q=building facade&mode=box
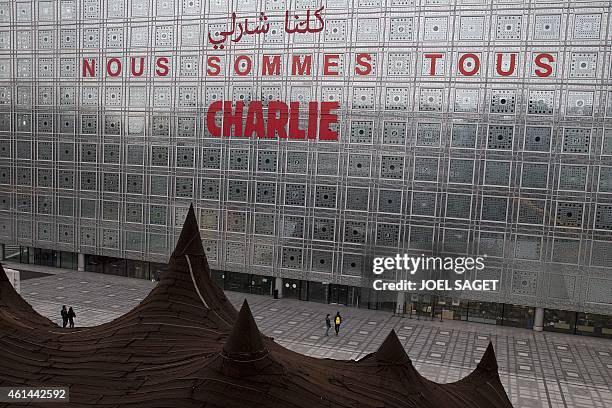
[0,1,611,326]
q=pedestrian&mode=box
[61,305,68,328]
[325,314,331,336]
[334,311,342,336]
[67,307,76,329]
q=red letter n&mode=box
[83,59,96,77]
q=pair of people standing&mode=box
[60,305,76,328]
[325,312,342,336]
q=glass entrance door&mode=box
[34,248,56,267]
[329,284,348,305]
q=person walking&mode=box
[325,314,331,336]
[334,311,342,336]
[67,307,76,329]
[61,305,68,328]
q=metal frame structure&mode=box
[0,0,611,314]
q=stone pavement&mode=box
[5,261,612,408]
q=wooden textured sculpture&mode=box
[0,205,514,407]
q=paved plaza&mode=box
[4,261,612,408]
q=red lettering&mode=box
[424,53,443,76]
[496,53,517,77]
[266,101,289,139]
[131,57,145,77]
[244,101,265,138]
[355,53,373,76]
[223,101,244,137]
[307,102,318,140]
[207,56,221,76]
[83,59,95,77]
[206,101,339,140]
[289,102,306,139]
[323,54,340,76]
[107,58,122,77]
[458,53,480,76]
[155,57,169,77]
[262,55,281,76]
[291,55,312,76]
[534,53,555,78]
[206,101,222,137]
[319,102,339,141]
[234,55,252,76]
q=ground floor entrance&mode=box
[2,245,611,339]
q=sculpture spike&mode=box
[171,204,206,258]
[223,300,267,360]
[0,262,8,282]
[476,342,498,373]
[374,329,411,365]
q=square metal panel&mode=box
[460,16,485,40]
[481,197,508,222]
[419,88,443,111]
[562,128,591,154]
[446,194,472,219]
[382,122,407,145]
[344,221,367,244]
[534,15,561,40]
[254,213,275,235]
[416,123,441,147]
[496,15,522,40]
[409,226,433,251]
[594,204,612,231]
[285,184,306,206]
[521,163,548,189]
[452,123,477,148]
[485,161,511,186]
[412,191,436,217]
[487,125,514,150]
[378,190,403,214]
[256,182,276,204]
[229,149,249,171]
[414,157,438,182]
[524,126,552,152]
[566,91,594,117]
[380,156,404,179]
[348,154,371,177]
[573,14,602,40]
[283,216,304,238]
[448,159,474,184]
[311,250,334,273]
[258,151,278,172]
[559,165,587,191]
[389,17,413,41]
[424,17,448,41]
[315,185,337,208]
[454,89,479,113]
[312,218,335,241]
[346,187,369,212]
[227,179,248,202]
[518,200,545,225]
[201,178,220,200]
[556,202,584,228]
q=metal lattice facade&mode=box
[0,0,611,314]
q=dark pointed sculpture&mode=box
[223,300,268,359]
[0,204,514,407]
[0,262,7,282]
[373,329,411,365]
[477,342,498,373]
[171,203,207,259]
